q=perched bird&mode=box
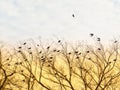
[21,70,23,72]
[86,51,90,53]
[23,42,26,45]
[18,46,22,49]
[97,38,101,41]
[25,59,28,61]
[68,52,71,55]
[72,14,75,17]
[39,51,42,54]
[47,46,50,49]
[7,64,10,66]
[98,48,101,50]
[113,59,117,61]
[22,80,25,82]
[6,58,9,61]
[50,57,53,59]
[53,49,56,52]
[29,52,32,54]
[28,47,31,49]
[75,51,78,54]
[57,50,60,52]
[114,40,118,43]
[88,58,91,60]
[19,62,22,65]
[15,62,19,65]
[18,50,21,53]
[76,56,79,59]
[58,40,61,43]
[78,52,81,55]
[37,44,39,46]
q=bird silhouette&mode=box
[47,46,50,49]
[72,14,75,17]
[114,40,118,43]
[97,38,101,41]
[58,40,61,43]
[90,33,94,37]
[23,42,26,45]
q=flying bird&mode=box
[90,33,94,37]
[72,14,75,17]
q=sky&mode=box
[0,0,120,43]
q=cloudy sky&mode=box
[0,0,120,43]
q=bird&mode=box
[23,42,26,45]
[29,52,32,54]
[37,44,39,46]
[75,51,78,54]
[58,40,61,43]
[113,59,117,61]
[97,38,101,41]
[72,14,75,17]
[18,50,21,53]
[98,48,101,50]
[28,47,31,49]
[47,46,50,49]
[90,33,94,37]
[86,51,90,53]
[18,46,22,49]
[114,40,118,43]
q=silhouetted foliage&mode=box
[0,36,120,90]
